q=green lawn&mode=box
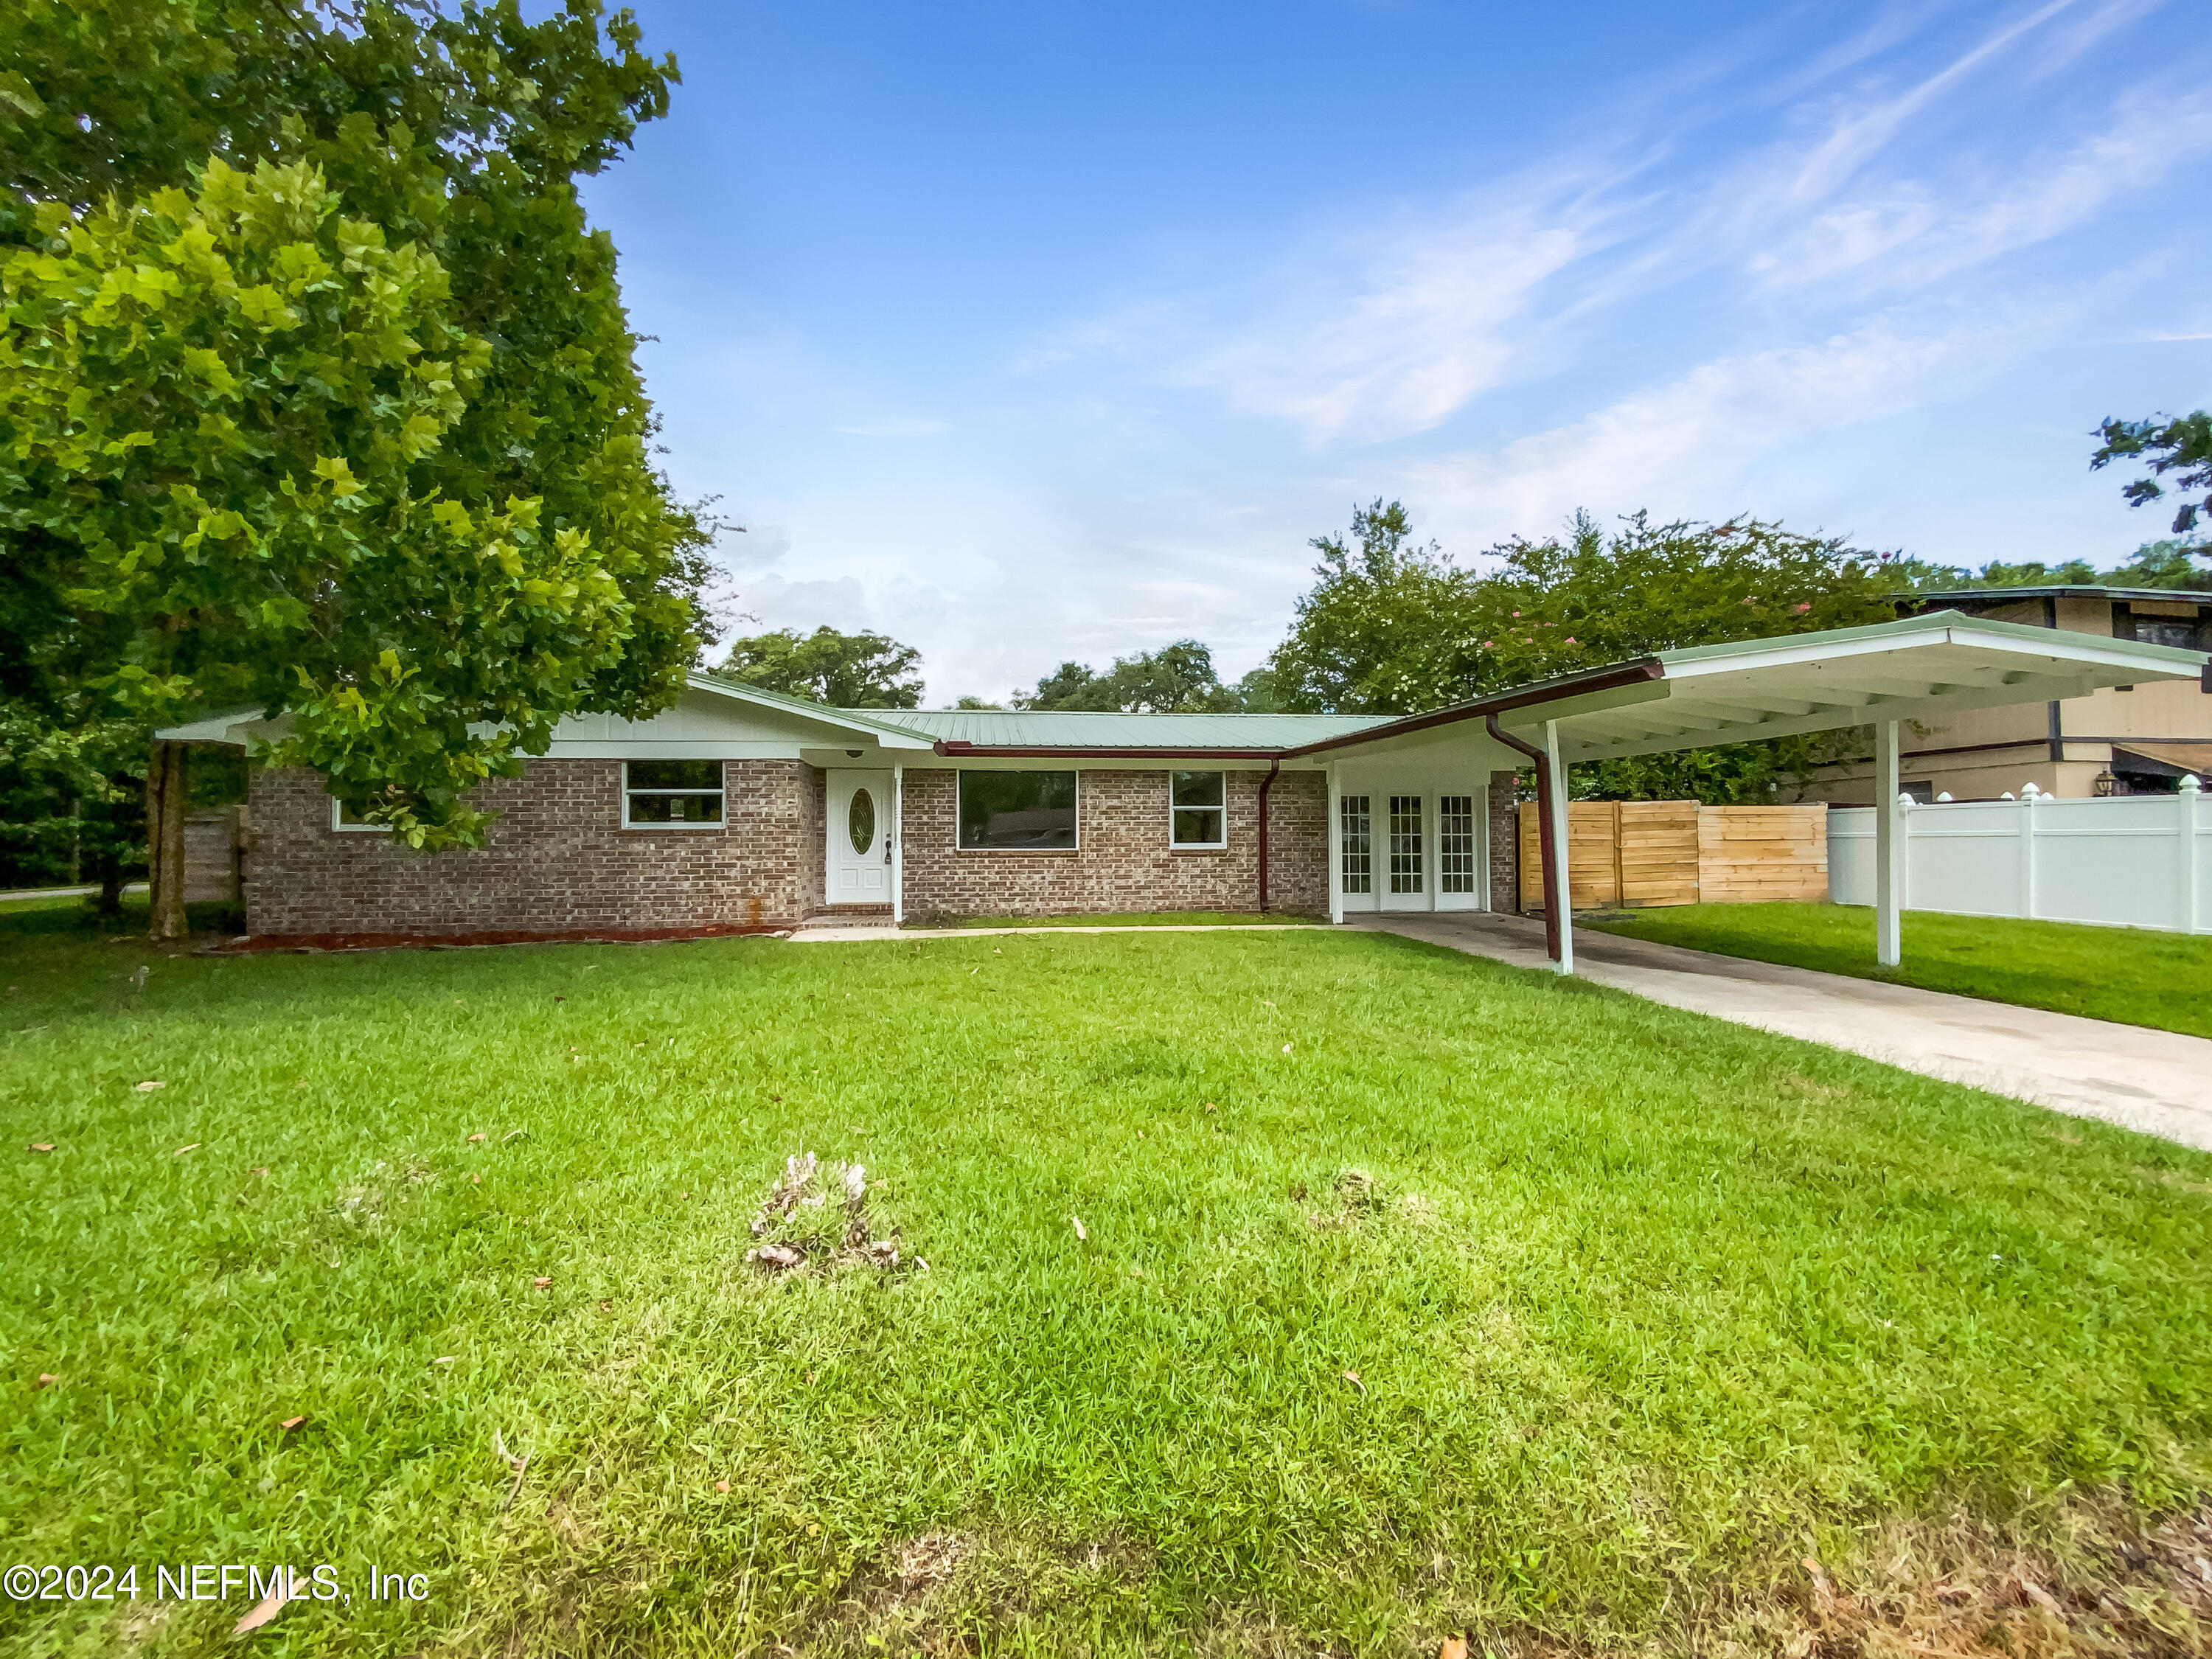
[1582,902,2212,1040]
[4,897,2211,1656]
[906,910,1321,931]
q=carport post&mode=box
[1874,720,1902,967]
[1543,720,1574,976]
[891,763,905,926]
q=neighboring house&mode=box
[1791,585,2212,802]
[158,611,2206,948]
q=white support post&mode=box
[1427,791,1439,914]
[2182,774,2203,935]
[1326,762,1343,925]
[890,762,905,926]
[1874,720,1902,967]
[1544,720,1573,975]
[1477,773,1493,914]
[2017,782,2040,921]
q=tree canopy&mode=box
[2093,411,2212,546]
[1884,539,2211,594]
[1268,503,1892,717]
[1265,501,1896,803]
[715,627,925,709]
[1014,639,1259,713]
[0,0,713,860]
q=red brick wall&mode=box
[245,760,824,936]
[897,768,1327,920]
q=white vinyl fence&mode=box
[1829,777,2211,934]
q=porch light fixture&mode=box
[846,749,862,758]
[2093,770,2117,796]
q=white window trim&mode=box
[1167,769,1228,850]
[621,760,726,831]
[330,798,381,833]
[955,768,1082,852]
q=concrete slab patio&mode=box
[1354,912,2212,1152]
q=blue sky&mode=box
[580,0,2212,704]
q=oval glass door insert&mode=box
[847,788,876,856]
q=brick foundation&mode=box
[245,760,824,936]
[899,768,1328,920]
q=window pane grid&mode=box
[1340,795,1371,894]
[624,761,723,828]
[1439,794,1475,894]
[1170,771,1226,846]
[1388,795,1423,893]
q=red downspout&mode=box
[1255,758,1282,912]
[1484,715,1561,964]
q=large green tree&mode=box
[716,627,925,709]
[0,0,714,918]
[1015,639,1248,713]
[1267,503,1895,803]
[1266,500,1484,716]
[2093,411,2212,547]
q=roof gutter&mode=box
[1273,658,1666,760]
[928,661,1666,763]
[931,741,1291,759]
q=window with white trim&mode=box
[1388,795,1424,893]
[1340,795,1372,893]
[330,798,380,832]
[1439,795,1476,894]
[1169,771,1225,847]
[623,760,724,827]
[958,770,1077,849]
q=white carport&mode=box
[1287,611,2210,974]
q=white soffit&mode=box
[1523,619,2204,764]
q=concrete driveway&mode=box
[1354,912,2212,1152]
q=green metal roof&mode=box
[852,708,1391,751]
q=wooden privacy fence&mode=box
[1517,801,1827,911]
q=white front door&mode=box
[826,770,893,905]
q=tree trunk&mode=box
[147,741,189,942]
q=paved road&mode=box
[1355,912,2212,1152]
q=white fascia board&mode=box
[898,754,1310,772]
[1558,672,2111,762]
[1660,624,2202,686]
[155,709,285,745]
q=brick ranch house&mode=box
[161,677,1520,936]
[159,611,2208,960]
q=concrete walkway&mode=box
[1354,913,2212,1152]
[788,920,1329,944]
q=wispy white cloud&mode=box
[1170,191,1607,445]
[1064,0,2198,455]
[1404,309,2066,542]
[1749,84,2212,291]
